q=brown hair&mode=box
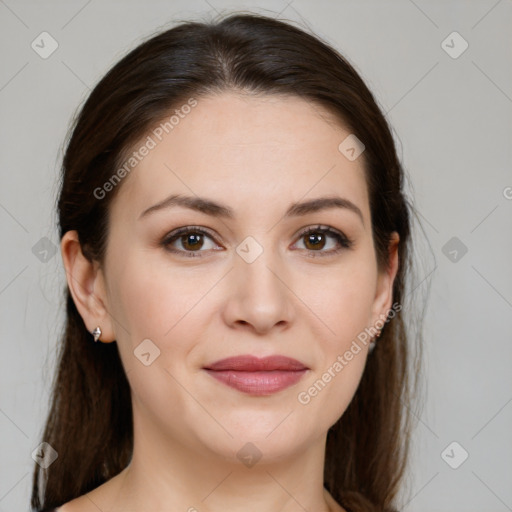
[32,12,424,512]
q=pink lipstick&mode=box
[203,355,308,396]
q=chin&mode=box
[193,413,319,465]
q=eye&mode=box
[292,225,354,257]
[161,224,354,259]
[161,226,221,258]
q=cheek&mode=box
[295,288,370,434]
[108,249,211,344]
[292,258,376,427]
[296,256,377,347]
[301,352,367,433]
[105,254,212,435]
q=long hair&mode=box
[32,12,424,512]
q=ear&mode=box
[370,231,400,326]
[60,230,116,343]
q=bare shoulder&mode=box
[53,495,93,512]
[55,469,127,512]
[54,493,110,512]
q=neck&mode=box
[92,402,340,512]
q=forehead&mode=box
[110,92,370,224]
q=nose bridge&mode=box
[238,243,283,296]
[223,235,294,332]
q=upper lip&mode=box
[203,355,308,371]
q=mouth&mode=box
[202,355,309,396]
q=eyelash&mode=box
[160,225,354,259]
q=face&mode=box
[90,92,397,464]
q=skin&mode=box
[60,91,399,512]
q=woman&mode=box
[32,12,422,512]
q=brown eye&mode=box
[303,231,327,250]
[294,225,354,257]
[180,232,204,251]
[161,227,220,258]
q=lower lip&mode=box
[204,369,308,396]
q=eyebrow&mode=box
[139,194,364,225]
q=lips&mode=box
[204,355,308,372]
[203,355,309,396]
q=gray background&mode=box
[1,1,511,511]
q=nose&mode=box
[221,248,295,335]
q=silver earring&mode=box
[368,329,381,354]
[92,326,102,343]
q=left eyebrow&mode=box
[139,194,364,226]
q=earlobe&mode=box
[60,230,116,343]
